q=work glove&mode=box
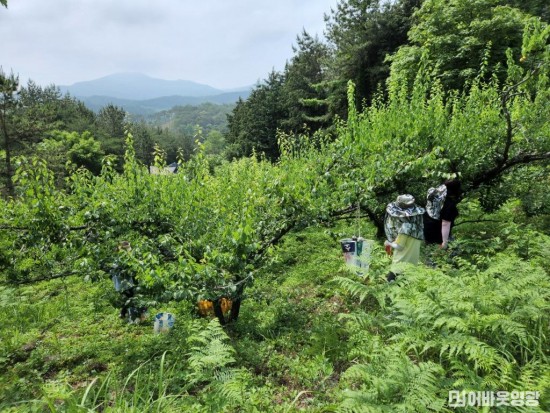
[384,240,403,251]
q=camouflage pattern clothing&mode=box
[426,184,447,220]
[384,196,426,277]
[384,201,425,242]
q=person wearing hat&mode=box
[111,241,147,322]
[384,194,425,281]
[423,179,461,247]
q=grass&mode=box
[3,216,548,411]
[0,222,369,411]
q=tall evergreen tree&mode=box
[131,121,156,166]
[0,70,19,197]
[55,95,96,134]
[0,72,60,196]
[225,71,286,161]
[324,0,421,116]
[281,30,331,134]
[95,104,128,158]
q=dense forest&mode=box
[1,0,549,411]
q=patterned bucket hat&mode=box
[386,194,425,217]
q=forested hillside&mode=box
[80,94,242,116]
[145,102,234,140]
[0,83,231,194]
[225,0,549,160]
[1,0,549,411]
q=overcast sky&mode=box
[1,0,339,90]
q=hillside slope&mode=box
[1,220,549,411]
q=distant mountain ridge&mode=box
[81,92,249,116]
[58,73,252,115]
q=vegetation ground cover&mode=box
[1,212,549,411]
[1,1,549,411]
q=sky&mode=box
[0,0,339,90]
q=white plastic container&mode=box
[340,237,372,275]
[153,312,175,334]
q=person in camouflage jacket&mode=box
[384,194,425,281]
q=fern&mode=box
[336,248,550,412]
[186,319,236,387]
[332,276,373,304]
[338,343,445,413]
[184,319,254,411]
[332,275,392,311]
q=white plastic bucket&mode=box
[340,237,372,275]
[153,312,175,334]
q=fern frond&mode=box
[332,276,372,303]
[185,319,236,388]
[215,368,251,406]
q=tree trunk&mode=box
[228,284,245,323]
[0,110,15,198]
[213,299,226,326]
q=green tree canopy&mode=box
[37,130,104,177]
[388,0,529,92]
[95,104,128,160]
[203,129,226,155]
[0,72,61,196]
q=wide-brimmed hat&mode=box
[386,194,425,217]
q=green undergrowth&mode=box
[0,223,363,411]
[1,215,550,412]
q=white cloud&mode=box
[0,0,337,89]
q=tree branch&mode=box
[469,151,550,191]
[254,219,297,260]
[497,64,543,175]
[10,270,80,286]
[453,219,502,227]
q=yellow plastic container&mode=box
[197,298,232,316]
